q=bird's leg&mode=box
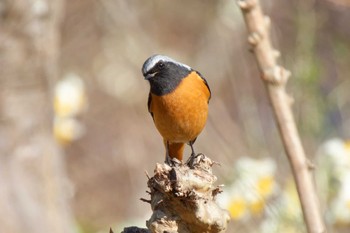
[186,141,196,167]
[190,141,196,158]
[187,141,206,167]
[165,141,172,165]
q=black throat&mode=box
[148,63,191,96]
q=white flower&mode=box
[54,73,87,118]
[318,138,350,169]
[53,117,85,145]
[329,171,350,225]
[218,157,277,220]
[316,138,350,225]
[259,179,304,233]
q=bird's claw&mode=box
[165,156,181,167]
[186,153,205,168]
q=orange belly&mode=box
[150,71,210,144]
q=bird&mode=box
[142,54,211,164]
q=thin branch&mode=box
[140,198,151,204]
[237,0,326,233]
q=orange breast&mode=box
[150,71,210,143]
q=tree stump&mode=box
[121,155,230,233]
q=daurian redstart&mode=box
[142,55,211,163]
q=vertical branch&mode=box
[237,1,326,233]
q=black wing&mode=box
[147,92,154,119]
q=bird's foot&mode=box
[165,155,181,167]
[186,153,205,168]
[165,153,172,165]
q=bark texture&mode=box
[121,156,230,233]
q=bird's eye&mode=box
[157,62,164,69]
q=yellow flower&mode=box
[256,176,275,198]
[53,117,84,145]
[345,140,350,152]
[228,197,247,220]
[249,198,265,215]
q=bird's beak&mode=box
[144,72,157,80]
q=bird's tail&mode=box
[164,140,185,161]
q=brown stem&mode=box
[237,0,326,233]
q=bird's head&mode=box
[142,55,192,95]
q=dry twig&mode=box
[237,0,326,233]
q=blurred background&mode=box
[0,0,350,232]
